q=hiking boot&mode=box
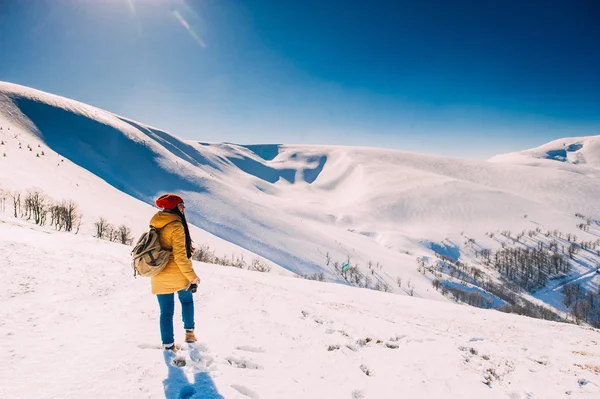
[185,329,197,343]
[164,344,178,353]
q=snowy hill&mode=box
[489,135,600,169]
[1,81,600,320]
[1,214,599,398]
[0,82,287,275]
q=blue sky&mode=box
[1,0,599,158]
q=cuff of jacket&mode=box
[183,270,198,282]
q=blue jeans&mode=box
[157,289,195,346]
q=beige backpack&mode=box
[131,221,178,277]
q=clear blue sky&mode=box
[1,0,599,158]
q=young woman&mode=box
[150,193,201,351]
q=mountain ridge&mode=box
[1,81,599,319]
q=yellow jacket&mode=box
[149,211,198,295]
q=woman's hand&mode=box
[190,277,201,285]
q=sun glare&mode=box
[125,0,206,47]
[172,9,206,48]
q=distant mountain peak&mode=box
[489,135,600,167]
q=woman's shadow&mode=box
[162,351,224,399]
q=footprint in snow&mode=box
[352,390,365,399]
[360,364,374,377]
[231,384,259,399]
[326,328,350,337]
[137,343,164,350]
[300,310,329,325]
[172,356,187,368]
[236,346,266,353]
[345,344,358,352]
[226,356,263,370]
[189,347,215,369]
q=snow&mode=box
[2,81,600,396]
[2,80,600,312]
[1,214,599,398]
[534,269,600,313]
[0,84,287,277]
[441,280,506,308]
[489,135,600,169]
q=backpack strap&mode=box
[150,219,181,231]
[149,220,182,252]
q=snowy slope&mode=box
[489,135,600,169]
[2,81,600,307]
[0,83,287,275]
[1,214,599,399]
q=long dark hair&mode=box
[170,206,193,258]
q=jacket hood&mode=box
[150,211,182,229]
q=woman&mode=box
[151,193,201,352]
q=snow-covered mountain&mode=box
[1,81,600,316]
[489,135,600,169]
[1,214,599,398]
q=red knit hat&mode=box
[155,194,184,210]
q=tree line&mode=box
[423,251,565,323]
[562,281,600,327]
[0,186,133,246]
[315,251,394,293]
[191,243,271,273]
[0,188,81,233]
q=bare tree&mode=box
[0,189,6,212]
[568,243,578,259]
[381,280,391,292]
[303,272,326,281]
[373,280,391,293]
[117,224,133,245]
[23,190,48,225]
[61,200,80,232]
[192,244,214,263]
[106,224,118,242]
[94,217,110,239]
[249,258,271,273]
[9,191,21,218]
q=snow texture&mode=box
[1,214,599,398]
[1,81,600,397]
